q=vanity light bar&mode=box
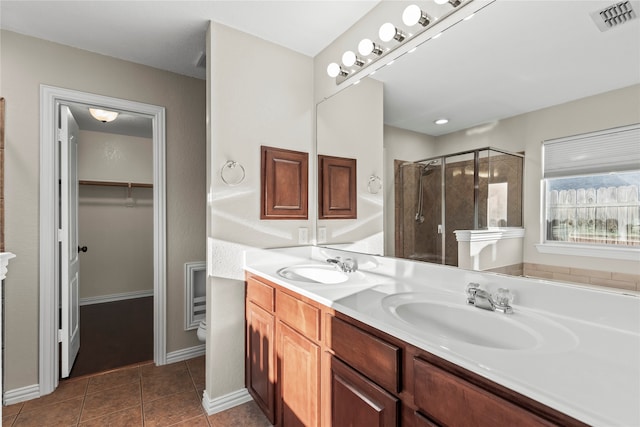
[326,0,476,84]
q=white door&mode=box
[60,104,80,378]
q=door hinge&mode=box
[57,329,63,343]
[58,229,63,242]
[57,128,63,142]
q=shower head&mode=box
[420,160,438,175]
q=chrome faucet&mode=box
[326,257,358,273]
[466,283,514,314]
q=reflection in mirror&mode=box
[395,148,523,266]
[316,78,384,255]
[316,0,640,275]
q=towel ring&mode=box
[220,160,245,186]
[367,175,382,194]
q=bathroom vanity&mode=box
[244,246,640,427]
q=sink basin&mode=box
[277,265,349,284]
[382,292,578,352]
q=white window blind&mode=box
[543,123,640,178]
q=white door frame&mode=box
[39,85,167,395]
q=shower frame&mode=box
[400,146,524,265]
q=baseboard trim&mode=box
[3,384,40,405]
[201,388,253,415]
[80,289,154,306]
[165,344,206,364]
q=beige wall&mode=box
[383,125,436,256]
[206,22,313,400]
[1,30,206,391]
[317,77,384,254]
[78,130,153,183]
[78,130,153,300]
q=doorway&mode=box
[39,85,167,395]
[63,101,155,377]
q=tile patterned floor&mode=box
[2,356,271,427]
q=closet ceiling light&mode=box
[89,108,119,123]
[403,5,431,27]
[379,23,406,42]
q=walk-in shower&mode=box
[395,147,524,266]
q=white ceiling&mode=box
[2,0,639,138]
[0,0,381,80]
[373,0,640,136]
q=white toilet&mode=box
[196,320,207,342]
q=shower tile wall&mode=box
[396,153,523,267]
[395,161,442,263]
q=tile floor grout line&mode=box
[139,373,146,426]
[75,378,90,427]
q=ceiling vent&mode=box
[591,1,637,31]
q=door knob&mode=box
[78,246,88,253]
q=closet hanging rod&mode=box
[79,180,153,188]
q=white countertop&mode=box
[244,246,640,427]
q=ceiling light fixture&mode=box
[379,23,406,42]
[434,118,449,125]
[358,38,383,57]
[327,62,348,78]
[403,5,432,27]
[435,0,461,6]
[342,50,365,67]
[326,0,470,85]
[89,108,119,123]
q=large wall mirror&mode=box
[316,0,640,268]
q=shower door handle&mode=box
[78,245,88,253]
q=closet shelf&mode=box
[79,180,153,188]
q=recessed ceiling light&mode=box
[434,118,449,125]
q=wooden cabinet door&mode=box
[261,145,309,219]
[278,321,321,427]
[246,301,276,424]
[330,356,399,427]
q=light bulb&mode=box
[327,62,341,78]
[358,39,373,56]
[379,23,405,42]
[358,38,382,56]
[403,5,430,27]
[434,0,448,4]
[89,108,119,123]
[342,51,364,67]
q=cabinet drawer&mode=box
[413,358,554,427]
[331,316,401,394]
[413,411,439,427]
[331,356,398,427]
[246,275,275,312]
[277,291,320,341]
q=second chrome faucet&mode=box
[466,283,514,314]
[326,257,358,273]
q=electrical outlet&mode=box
[298,227,308,244]
[317,227,327,243]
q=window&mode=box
[539,124,640,259]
